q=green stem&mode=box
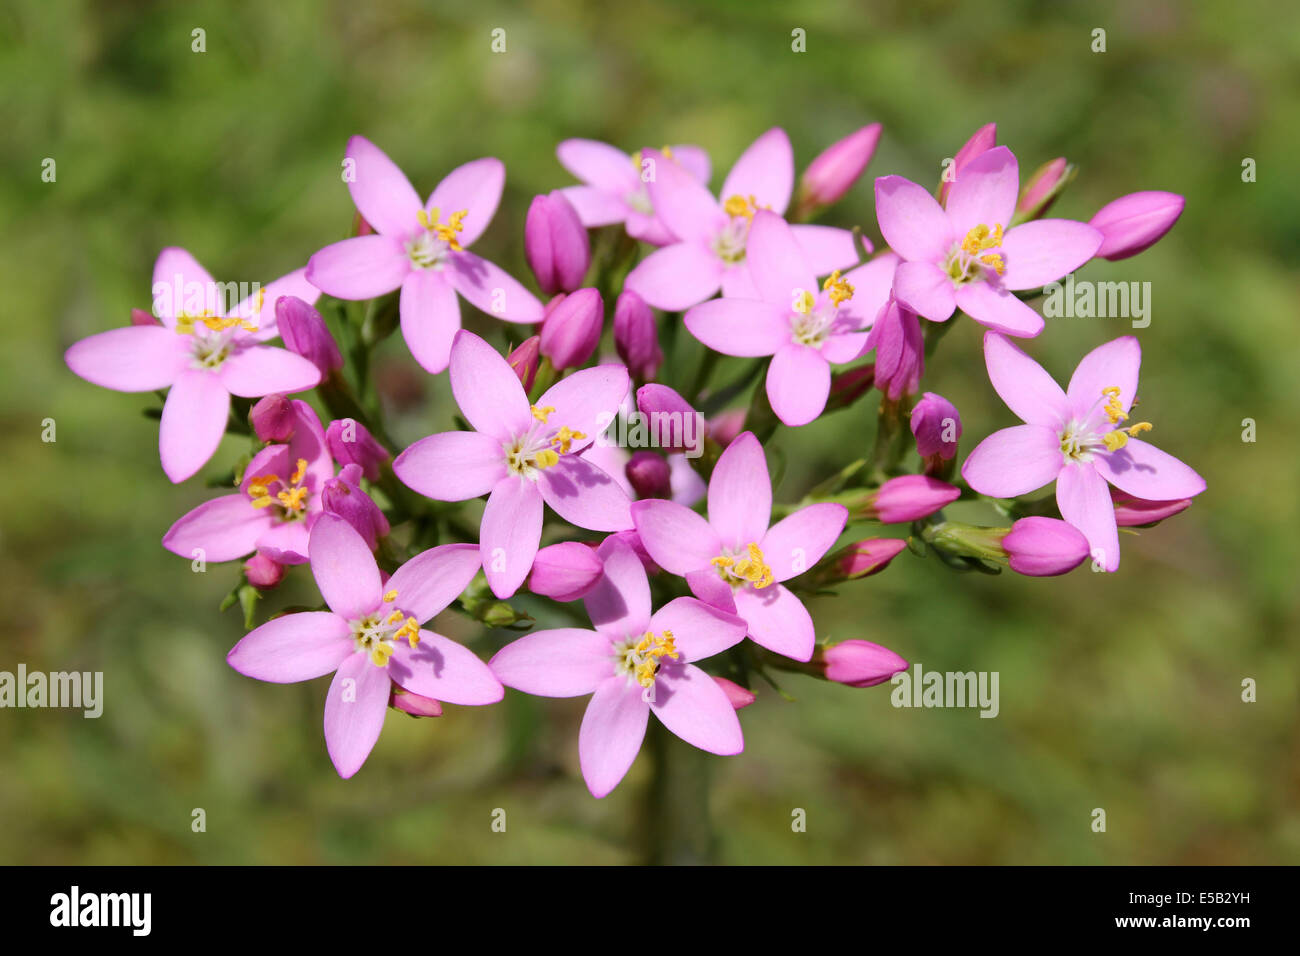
[642,720,716,865]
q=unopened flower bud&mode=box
[525,190,591,295]
[707,409,746,447]
[866,299,924,400]
[250,393,297,442]
[821,640,908,688]
[939,122,996,204]
[528,542,604,602]
[539,287,602,370]
[326,418,390,482]
[910,391,962,477]
[508,335,541,391]
[1001,516,1089,576]
[1015,157,1073,222]
[863,475,960,523]
[712,676,756,710]
[1088,190,1185,261]
[131,307,161,327]
[321,464,390,550]
[243,552,285,590]
[390,686,442,717]
[276,295,343,376]
[796,123,882,216]
[626,451,672,499]
[825,538,908,584]
[613,290,661,380]
[1110,488,1192,527]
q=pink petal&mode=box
[163,494,267,562]
[66,326,186,392]
[944,146,1019,238]
[584,536,652,637]
[1056,463,1120,572]
[557,139,638,193]
[448,330,532,440]
[400,269,460,373]
[306,236,408,300]
[559,184,628,227]
[309,513,382,619]
[954,281,1044,337]
[427,157,505,248]
[1094,438,1206,501]
[218,345,320,397]
[684,297,788,357]
[255,521,311,565]
[323,652,390,778]
[839,252,900,329]
[671,144,711,183]
[745,210,815,305]
[651,662,744,754]
[385,542,482,623]
[538,454,634,532]
[243,268,321,341]
[960,424,1063,497]
[447,251,543,323]
[647,151,727,243]
[1066,336,1140,422]
[345,135,422,237]
[721,264,759,299]
[481,476,544,598]
[760,502,848,582]
[893,260,956,322]
[821,331,870,364]
[733,584,815,661]
[159,369,229,483]
[686,568,737,612]
[767,343,830,426]
[538,363,631,448]
[875,175,953,263]
[393,430,506,500]
[708,432,771,549]
[1000,220,1103,290]
[389,630,503,706]
[983,331,1069,427]
[625,241,723,311]
[630,499,723,575]
[151,247,215,327]
[579,677,649,798]
[490,627,615,697]
[721,127,794,215]
[648,597,746,662]
[789,225,863,277]
[227,611,352,683]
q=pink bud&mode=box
[626,451,672,499]
[868,475,960,523]
[939,122,997,204]
[909,391,962,460]
[243,552,285,590]
[866,299,924,401]
[508,336,541,391]
[635,384,704,455]
[712,676,756,710]
[322,464,390,550]
[130,307,161,327]
[707,409,747,447]
[613,290,662,380]
[799,123,882,209]
[528,542,604,602]
[325,418,390,482]
[539,287,603,370]
[1110,488,1191,527]
[835,538,908,579]
[525,191,591,295]
[276,295,343,376]
[1001,517,1089,576]
[250,393,297,442]
[1016,157,1069,219]
[823,640,909,688]
[390,686,442,717]
[1089,190,1185,261]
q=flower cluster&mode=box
[67,123,1203,796]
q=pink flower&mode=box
[489,537,747,798]
[163,400,334,564]
[393,331,633,598]
[876,146,1102,336]
[1001,516,1090,576]
[524,190,591,294]
[65,248,322,482]
[228,515,501,778]
[322,463,391,550]
[962,333,1206,571]
[557,140,712,246]
[305,136,543,374]
[626,128,864,310]
[631,432,848,662]
[684,212,896,426]
[1088,191,1185,261]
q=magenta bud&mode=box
[525,190,591,295]
[390,686,442,717]
[1089,190,1185,261]
[909,391,962,463]
[1001,517,1089,576]
[707,409,746,447]
[822,640,909,688]
[539,287,603,370]
[625,451,673,499]
[939,122,997,204]
[634,383,705,455]
[250,393,297,442]
[243,552,285,590]
[613,290,662,380]
[798,123,882,211]
[1110,488,1192,527]
[712,676,756,710]
[528,542,604,602]
[325,418,390,482]
[1016,157,1070,220]
[276,295,343,376]
[867,475,960,523]
[836,538,908,579]
[131,307,161,327]
[322,464,390,550]
[866,299,924,400]
[825,363,876,413]
[508,335,542,391]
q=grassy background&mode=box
[1,0,1297,864]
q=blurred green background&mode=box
[2,0,1297,865]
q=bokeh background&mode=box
[2,0,1297,864]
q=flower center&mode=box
[351,589,421,667]
[713,195,761,265]
[614,629,680,694]
[789,271,856,347]
[712,542,774,590]
[503,405,588,479]
[247,457,313,521]
[406,207,467,269]
[945,223,1006,284]
[1059,386,1154,462]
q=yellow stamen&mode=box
[822,270,855,306]
[550,426,587,455]
[370,644,394,667]
[385,610,406,626]
[383,589,398,603]
[276,486,309,512]
[632,630,679,688]
[417,207,467,251]
[531,405,555,424]
[533,448,559,469]
[713,543,774,589]
[723,194,759,221]
[793,289,816,315]
[290,457,308,485]
[979,253,1005,275]
[961,223,1004,256]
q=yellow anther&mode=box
[1127,421,1153,437]
[711,556,735,570]
[386,610,406,626]
[793,289,816,314]
[533,448,559,469]
[394,616,421,648]
[961,223,1003,255]
[631,630,679,688]
[290,457,308,485]
[276,485,309,512]
[979,253,1005,275]
[1102,386,1129,425]
[249,495,276,509]
[713,544,774,589]
[1102,430,1129,451]
[370,644,394,667]
[246,474,280,500]
[723,194,758,221]
[550,426,587,455]
[383,589,398,603]
[661,144,674,159]
[416,207,467,251]
[823,270,855,306]
[531,405,555,424]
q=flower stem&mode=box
[642,721,716,865]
